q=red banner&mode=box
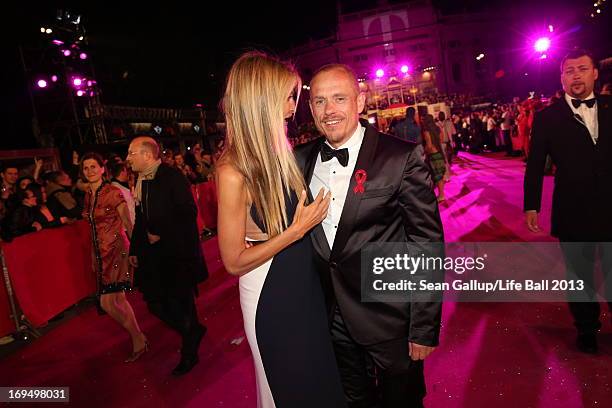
[1,221,95,327]
[194,181,218,229]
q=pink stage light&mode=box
[79,52,87,60]
[534,37,551,53]
[63,49,71,57]
[76,90,84,97]
[52,39,64,45]
[375,69,385,78]
[400,65,409,74]
[51,75,58,82]
[87,80,93,87]
[37,80,47,88]
[73,78,82,87]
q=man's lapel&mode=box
[304,138,332,260]
[559,95,594,143]
[330,123,378,261]
[596,94,609,145]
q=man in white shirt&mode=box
[524,49,612,354]
[296,64,443,407]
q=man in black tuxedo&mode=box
[524,49,612,354]
[126,137,208,375]
[295,65,443,407]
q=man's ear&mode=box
[357,92,366,114]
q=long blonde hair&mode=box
[222,51,306,238]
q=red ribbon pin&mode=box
[353,169,367,194]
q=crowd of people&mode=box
[0,142,218,242]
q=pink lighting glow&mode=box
[79,52,87,60]
[52,39,64,45]
[534,37,551,53]
[51,75,58,82]
[37,80,47,88]
[400,65,409,74]
[76,90,85,97]
[375,69,384,78]
[73,78,82,87]
[63,50,71,57]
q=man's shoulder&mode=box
[534,101,566,122]
[598,94,612,107]
[375,130,418,156]
[294,137,323,160]
[156,163,187,184]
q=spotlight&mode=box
[51,75,58,82]
[73,78,82,86]
[548,25,554,32]
[87,80,93,87]
[375,69,384,78]
[540,54,548,59]
[76,90,84,97]
[45,28,52,34]
[37,79,48,88]
[534,37,551,53]
[79,52,87,60]
[78,36,84,41]
[52,39,64,45]
[400,65,409,74]
[63,50,71,57]
[40,27,46,33]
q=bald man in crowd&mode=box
[126,137,208,375]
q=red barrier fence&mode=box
[0,221,95,331]
[0,182,217,337]
[193,181,217,229]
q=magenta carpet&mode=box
[0,152,610,407]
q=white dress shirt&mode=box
[565,92,598,144]
[309,124,365,248]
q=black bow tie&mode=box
[320,143,349,167]
[571,98,596,109]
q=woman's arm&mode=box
[117,202,133,239]
[423,130,437,154]
[216,162,329,277]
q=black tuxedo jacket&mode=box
[295,121,444,347]
[524,95,612,240]
[130,164,207,297]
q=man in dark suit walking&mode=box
[296,64,443,407]
[126,137,208,375]
[524,49,612,354]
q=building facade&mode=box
[288,0,511,115]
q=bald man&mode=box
[127,137,208,375]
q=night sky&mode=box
[4,0,607,148]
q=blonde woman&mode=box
[216,52,345,407]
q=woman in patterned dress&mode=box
[81,152,148,362]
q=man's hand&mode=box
[525,210,540,233]
[409,342,436,361]
[32,222,43,232]
[147,232,161,244]
[128,256,139,268]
